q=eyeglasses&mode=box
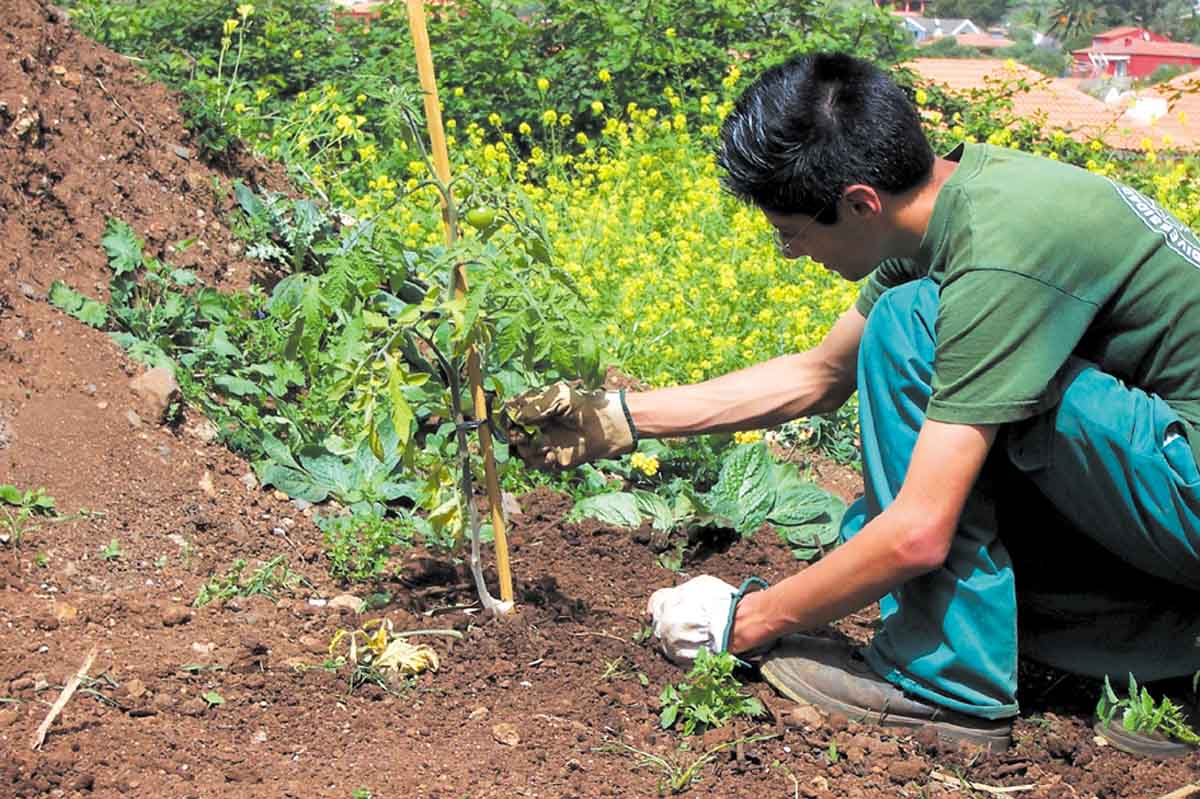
[771,202,833,257]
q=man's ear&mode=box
[842,184,882,218]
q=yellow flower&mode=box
[915,88,928,106]
[447,118,456,129]
[537,77,550,92]
[237,3,254,18]
[518,122,532,135]
[254,88,269,102]
[733,430,763,445]
[630,452,659,476]
[233,101,247,114]
[335,114,354,133]
[293,49,303,59]
[665,27,676,38]
[223,18,238,35]
[542,109,558,126]
[591,100,604,115]
[598,68,612,83]
[560,113,572,127]
[488,112,502,127]
[576,132,589,145]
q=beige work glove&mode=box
[647,575,739,665]
[505,382,636,470]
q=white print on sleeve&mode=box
[1110,180,1200,269]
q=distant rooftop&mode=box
[906,57,1200,150]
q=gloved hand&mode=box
[647,575,739,665]
[505,382,636,470]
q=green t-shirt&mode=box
[856,143,1200,457]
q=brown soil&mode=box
[1,2,1197,797]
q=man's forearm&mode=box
[728,504,931,651]
[624,350,852,438]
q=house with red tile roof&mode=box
[1072,26,1200,79]
[906,57,1200,151]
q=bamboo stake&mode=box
[31,645,97,750]
[405,0,514,608]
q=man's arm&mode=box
[626,306,866,437]
[728,419,998,651]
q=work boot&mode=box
[760,635,1013,751]
[1092,677,1200,759]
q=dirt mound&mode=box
[0,2,1197,797]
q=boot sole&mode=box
[1092,719,1197,759]
[761,658,1013,751]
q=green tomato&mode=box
[465,207,496,229]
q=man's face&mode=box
[762,206,881,282]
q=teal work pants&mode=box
[843,279,1200,720]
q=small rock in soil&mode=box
[327,593,361,612]
[784,703,825,729]
[128,367,180,422]
[53,602,77,624]
[179,698,208,717]
[185,419,219,442]
[888,759,927,783]
[161,605,192,626]
[240,472,258,491]
[468,706,489,720]
[66,773,95,792]
[125,409,143,428]
[492,722,520,747]
[33,611,58,631]
[123,678,147,700]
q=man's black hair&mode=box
[718,52,934,222]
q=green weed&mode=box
[599,733,777,795]
[193,555,304,607]
[658,648,765,736]
[0,485,56,552]
[98,538,122,561]
[1096,673,1200,745]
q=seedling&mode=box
[598,733,777,795]
[632,624,654,645]
[659,648,765,736]
[599,656,635,682]
[0,484,57,555]
[1096,673,1200,745]
[193,555,304,607]
[99,538,122,561]
[825,740,840,764]
[202,690,225,707]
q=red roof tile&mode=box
[906,58,1200,150]
[1073,41,1200,58]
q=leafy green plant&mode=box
[202,690,226,707]
[658,648,764,736]
[98,538,122,561]
[572,442,844,561]
[0,485,57,551]
[317,509,415,583]
[194,555,303,607]
[1096,673,1200,746]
